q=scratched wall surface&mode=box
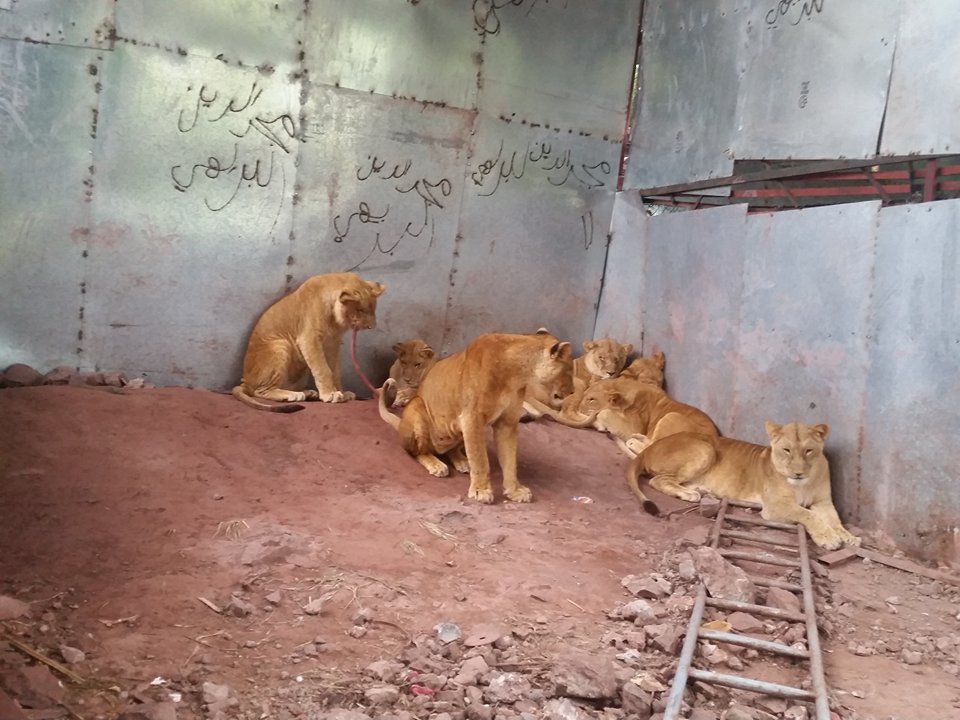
[597,196,960,563]
[0,0,640,392]
[625,0,953,190]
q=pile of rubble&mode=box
[0,363,151,390]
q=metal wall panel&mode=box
[624,0,740,190]
[880,0,960,155]
[594,191,647,348]
[732,0,898,159]
[442,116,618,354]
[638,204,747,431]
[0,40,96,371]
[478,0,640,138]
[84,45,300,387]
[732,202,878,515]
[862,200,960,560]
[0,0,113,49]
[114,0,306,67]
[293,82,473,393]
[305,0,478,110]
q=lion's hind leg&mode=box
[245,339,314,402]
[400,407,450,478]
[641,433,717,504]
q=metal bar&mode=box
[662,586,708,720]
[720,528,800,549]
[687,668,816,701]
[697,629,810,659]
[719,549,801,568]
[922,159,939,202]
[798,526,832,720]
[722,513,796,531]
[704,597,806,623]
[635,154,943,196]
[662,499,729,720]
[749,576,803,593]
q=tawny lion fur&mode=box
[379,332,573,504]
[628,422,860,550]
[232,272,385,413]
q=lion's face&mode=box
[392,340,435,387]
[533,340,574,407]
[577,377,633,415]
[337,281,385,330]
[582,339,633,379]
[766,422,829,487]
[621,352,665,387]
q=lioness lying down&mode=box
[628,422,860,550]
[379,332,573,503]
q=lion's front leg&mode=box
[810,501,861,547]
[298,335,348,402]
[762,502,842,551]
[494,416,530,503]
[461,416,493,503]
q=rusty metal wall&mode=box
[596,196,960,563]
[0,0,640,391]
[625,0,954,190]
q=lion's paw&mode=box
[341,390,356,401]
[505,485,533,503]
[303,390,319,400]
[841,530,862,547]
[677,487,702,503]
[425,460,450,478]
[451,457,471,474]
[317,390,347,403]
[625,435,651,455]
[812,532,843,551]
[468,486,495,504]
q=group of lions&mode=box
[231,272,860,551]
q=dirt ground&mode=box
[1,385,959,720]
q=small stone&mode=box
[465,624,504,647]
[618,599,658,624]
[102,372,128,387]
[125,377,146,389]
[59,645,86,664]
[884,596,900,605]
[542,698,587,720]
[690,710,719,720]
[202,682,232,705]
[848,642,874,657]
[117,702,178,720]
[302,643,319,657]
[549,652,619,700]
[352,607,374,625]
[616,649,643,665]
[6,665,66,708]
[644,624,683,654]
[677,525,711,547]
[225,595,256,617]
[721,705,755,720]
[436,623,462,644]
[483,673,531,704]
[364,685,400,705]
[302,597,325,615]
[765,587,802,613]
[784,706,809,720]
[265,591,282,605]
[699,495,721,518]
[753,697,787,715]
[0,595,31,621]
[348,625,367,638]
[677,554,696,581]
[366,660,404,683]
[620,682,652,719]
[494,635,514,651]
[323,711,372,720]
[466,703,495,720]
[621,575,672,599]
[692,547,757,603]
[42,365,76,385]
[728,612,764,633]
[3,364,43,387]
[901,649,923,665]
[454,655,490,686]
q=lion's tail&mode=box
[524,397,598,428]
[378,379,401,431]
[626,454,661,516]
[231,385,304,414]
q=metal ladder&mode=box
[663,498,831,720]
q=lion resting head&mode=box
[581,338,633,380]
[577,376,641,415]
[766,421,829,487]
[620,351,665,387]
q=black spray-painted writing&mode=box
[333,154,453,271]
[473,0,566,37]
[765,0,825,29]
[170,80,296,213]
[471,139,612,197]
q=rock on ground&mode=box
[765,586,802,613]
[692,547,757,603]
[0,595,31,621]
[549,652,619,700]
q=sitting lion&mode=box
[387,339,437,407]
[378,332,573,503]
[628,422,861,550]
[523,337,632,419]
[232,272,385,412]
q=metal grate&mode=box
[662,498,831,720]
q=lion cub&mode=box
[619,351,665,387]
[379,332,573,504]
[388,339,437,407]
[628,421,860,550]
[524,337,632,419]
[232,272,385,412]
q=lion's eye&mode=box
[415,363,421,369]
[805,449,813,456]
[782,448,791,455]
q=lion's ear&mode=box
[420,346,435,359]
[810,423,830,442]
[765,421,782,440]
[608,391,625,408]
[550,341,572,360]
[392,342,404,354]
[653,351,665,369]
[339,289,361,305]
[622,343,634,357]
[583,340,597,352]
[535,327,551,335]
[368,281,386,297]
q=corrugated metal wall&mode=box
[0,0,640,390]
